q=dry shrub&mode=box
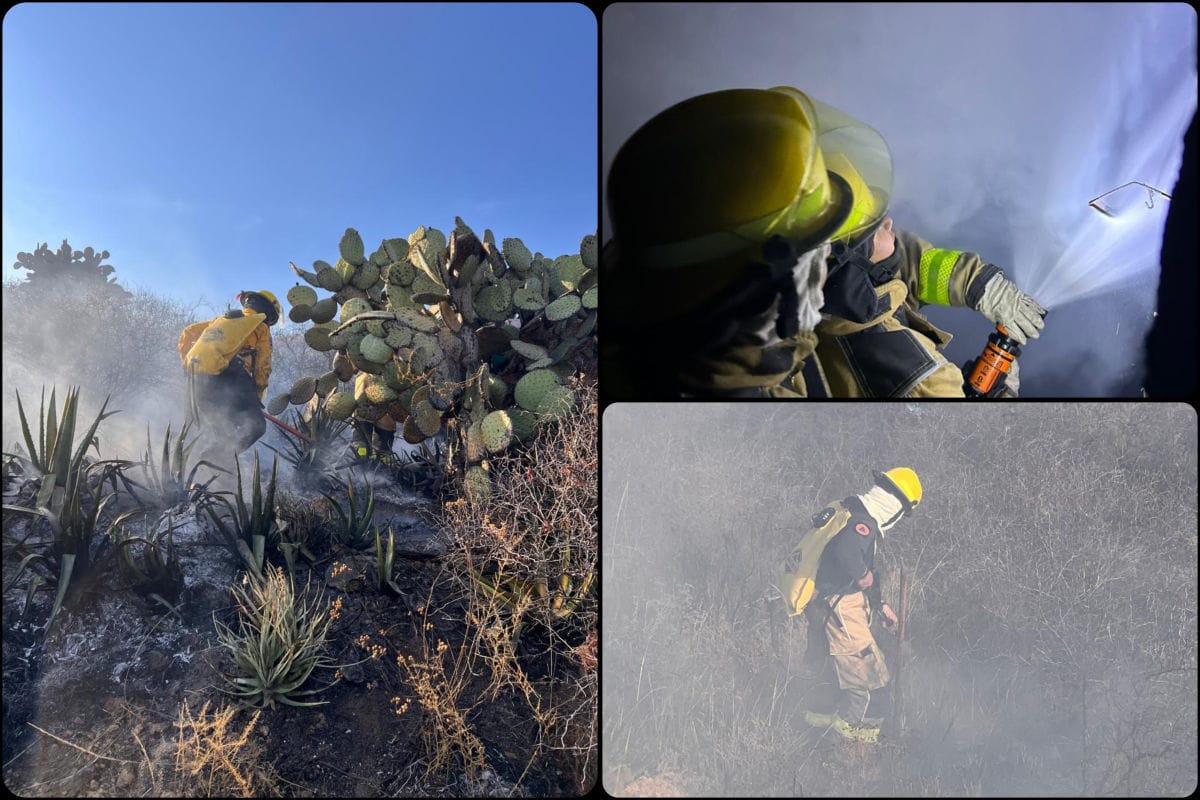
[438,377,598,789]
[394,638,489,784]
[174,699,276,797]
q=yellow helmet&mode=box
[875,467,922,511]
[239,289,282,326]
[605,86,892,330]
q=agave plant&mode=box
[10,386,116,509]
[128,422,224,511]
[204,451,282,579]
[3,387,122,624]
[213,566,339,709]
[110,509,185,611]
[264,405,349,487]
[373,526,403,595]
[393,439,446,496]
[322,478,375,550]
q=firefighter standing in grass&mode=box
[178,290,281,454]
[800,467,922,742]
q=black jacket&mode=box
[814,495,880,604]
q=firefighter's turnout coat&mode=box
[815,229,1001,397]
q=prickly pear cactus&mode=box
[286,219,597,503]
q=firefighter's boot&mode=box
[371,426,396,466]
[832,717,881,743]
[348,419,373,462]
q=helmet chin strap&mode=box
[878,508,905,534]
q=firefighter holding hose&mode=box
[178,289,281,454]
[603,86,1047,397]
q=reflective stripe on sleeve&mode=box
[917,248,962,306]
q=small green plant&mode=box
[322,478,375,549]
[129,422,223,510]
[205,452,282,579]
[212,565,339,709]
[264,405,348,486]
[394,439,445,495]
[110,509,185,609]
[374,526,403,594]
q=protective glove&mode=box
[973,274,1047,345]
[1002,357,1020,397]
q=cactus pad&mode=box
[580,234,598,271]
[289,304,313,323]
[550,254,587,293]
[401,415,427,444]
[486,375,509,408]
[383,238,409,263]
[339,228,365,266]
[515,369,561,412]
[581,286,597,310]
[384,326,412,349]
[508,409,538,442]
[289,376,317,405]
[341,297,372,323]
[351,261,380,290]
[545,293,582,322]
[502,237,533,274]
[384,258,415,286]
[465,421,485,462]
[304,326,332,352]
[411,272,449,304]
[480,410,514,453]
[267,394,290,416]
[513,288,545,311]
[362,377,398,405]
[315,371,339,397]
[359,334,391,364]
[413,398,443,438]
[391,308,440,333]
[287,285,318,307]
[323,392,356,420]
[463,466,491,503]
[535,385,574,420]
[310,297,338,324]
[510,340,549,361]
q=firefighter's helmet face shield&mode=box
[783,91,893,243]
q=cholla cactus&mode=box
[284,219,597,501]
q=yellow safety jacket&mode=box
[178,312,273,400]
[815,229,1001,398]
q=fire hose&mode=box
[262,411,311,442]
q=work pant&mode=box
[808,591,891,724]
[189,366,265,454]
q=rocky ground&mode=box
[2,467,592,797]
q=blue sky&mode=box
[2,2,597,319]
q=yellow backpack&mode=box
[777,500,853,616]
[183,310,265,376]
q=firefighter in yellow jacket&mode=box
[178,290,281,453]
[603,86,1046,398]
[800,467,922,743]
